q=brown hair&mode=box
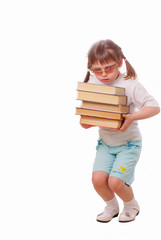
[84,39,136,82]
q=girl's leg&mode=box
[108,176,134,202]
[92,172,134,202]
[92,171,115,201]
[92,171,119,222]
[108,176,139,222]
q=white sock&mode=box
[123,197,139,209]
[105,196,119,210]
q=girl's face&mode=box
[91,60,121,85]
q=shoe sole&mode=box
[96,213,119,223]
[119,211,140,223]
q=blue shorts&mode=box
[93,139,142,186]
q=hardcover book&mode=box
[82,101,129,114]
[77,82,125,95]
[80,115,122,129]
[77,90,127,105]
[76,82,128,129]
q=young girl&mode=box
[80,39,160,223]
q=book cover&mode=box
[80,115,122,129]
[77,90,127,105]
[77,82,125,95]
[76,107,123,120]
[82,101,129,113]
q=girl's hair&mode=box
[84,39,136,82]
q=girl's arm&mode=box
[119,106,160,132]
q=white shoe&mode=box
[96,206,119,223]
[119,206,140,222]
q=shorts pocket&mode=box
[96,139,103,150]
[126,141,142,149]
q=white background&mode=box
[0,0,161,239]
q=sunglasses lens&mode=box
[105,69,113,74]
[94,71,102,75]
[92,64,117,75]
[93,69,112,75]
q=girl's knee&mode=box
[92,171,108,189]
[108,176,124,192]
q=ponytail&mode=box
[84,71,90,82]
[123,57,137,80]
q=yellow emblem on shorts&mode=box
[118,166,126,173]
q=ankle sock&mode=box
[123,197,139,209]
[105,196,119,210]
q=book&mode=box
[77,90,127,105]
[82,101,129,113]
[76,82,128,129]
[76,107,123,120]
[77,82,125,95]
[80,115,122,129]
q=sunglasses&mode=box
[91,63,118,76]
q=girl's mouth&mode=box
[102,79,110,83]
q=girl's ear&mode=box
[118,58,123,67]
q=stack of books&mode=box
[76,82,129,129]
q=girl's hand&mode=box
[80,123,93,129]
[119,107,160,132]
[119,114,133,132]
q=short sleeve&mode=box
[132,82,160,110]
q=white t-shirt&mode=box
[88,73,159,146]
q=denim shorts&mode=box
[93,139,142,186]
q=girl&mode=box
[80,39,160,222]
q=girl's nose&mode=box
[102,70,107,76]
